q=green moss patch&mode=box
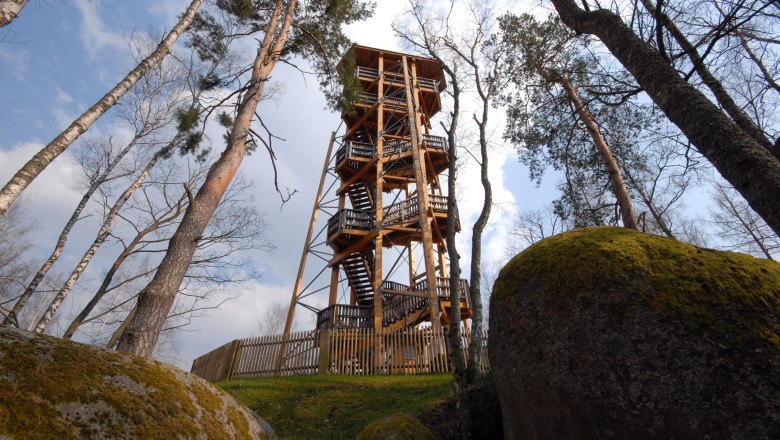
[0,328,266,439]
[495,226,780,347]
[219,373,453,440]
[355,413,435,440]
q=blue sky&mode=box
[0,0,565,368]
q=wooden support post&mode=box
[373,54,385,332]
[226,339,241,380]
[318,329,332,374]
[328,266,339,307]
[403,56,442,330]
[406,184,416,285]
[275,132,337,375]
[437,243,448,278]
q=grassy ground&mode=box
[218,374,454,440]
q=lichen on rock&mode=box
[489,226,780,439]
[0,326,276,439]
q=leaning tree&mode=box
[117,0,374,357]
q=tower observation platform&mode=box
[282,45,472,338]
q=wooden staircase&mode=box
[342,250,375,305]
[346,180,374,212]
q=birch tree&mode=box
[117,0,374,357]
[0,203,34,323]
[2,43,188,328]
[62,164,271,341]
[0,0,27,27]
[0,0,204,218]
[710,183,779,259]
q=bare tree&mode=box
[444,0,508,383]
[548,0,780,235]
[31,136,184,333]
[257,302,288,336]
[710,183,779,259]
[2,40,189,328]
[0,203,35,322]
[65,165,272,342]
[0,0,204,218]
[507,206,569,255]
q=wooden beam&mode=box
[403,57,442,330]
[373,54,385,332]
[337,157,378,195]
[328,231,379,266]
[344,104,379,139]
[276,131,337,374]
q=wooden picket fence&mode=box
[191,327,488,381]
[234,330,319,378]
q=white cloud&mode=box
[345,2,407,51]
[177,281,313,369]
[73,0,126,59]
[0,142,83,244]
[0,44,30,81]
[56,87,74,104]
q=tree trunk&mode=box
[557,74,639,230]
[2,134,141,328]
[549,0,780,236]
[106,303,136,349]
[443,67,471,440]
[0,0,203,218]
[62,194,185,340]
[466,79,493,385]
[117,0,297,358]
[622,167,676,239]
[639,0,777,160]
[0,0,27,27]
[32,142,174,333]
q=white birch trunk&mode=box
[2,135,141,328]
[0,0,203,218]
[0,0,27,27]
[32,144,172,333]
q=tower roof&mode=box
[341,44,447,91]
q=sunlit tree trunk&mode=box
[0,0,27,27]
[0,0,203,218]
[62,195,185,340]
[554,72,639,230]
[117,0,298,357]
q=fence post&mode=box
[226,339,241,380]
[318,329,332,374]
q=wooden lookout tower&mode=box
[281,46,472,345]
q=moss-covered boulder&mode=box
[0,326,276,439]
[489,227,780,440]
[355,413,435,440]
